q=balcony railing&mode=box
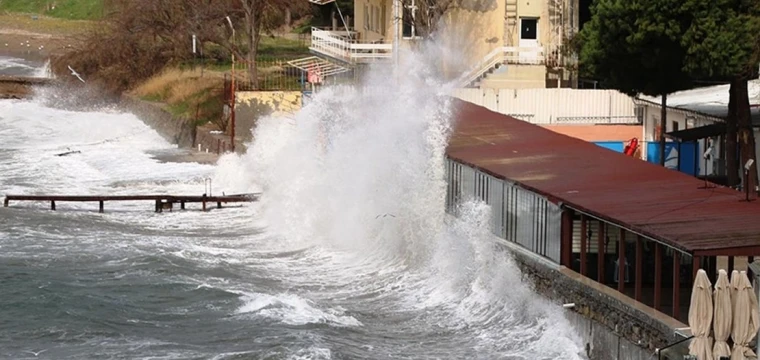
[310,27,392,63]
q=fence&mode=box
[234,58,306,91]
[453,88,640,125]
[446,158,562,263]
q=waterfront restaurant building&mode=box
[445,100,760,327]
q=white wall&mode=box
[453,88,637,124]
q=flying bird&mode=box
[23,349,47,357]
[67,65,85,83]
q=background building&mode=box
[307,0,580,89]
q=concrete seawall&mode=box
[120,91,303,160]
[0,75,55,99]
[496,237,686,359]
[120,95,197,148]
[120,94,237,160]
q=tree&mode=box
[399,0,460,39]
[226,0,309,89]
[53,0,258,94]
[680,0,760,190]
[578,0,693,166]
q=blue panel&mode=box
[645,142,700,176]
[593,142,625,153]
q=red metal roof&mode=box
[447,99,760,256]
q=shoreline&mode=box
[0,17,229,167]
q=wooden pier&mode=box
[3,194,259,213]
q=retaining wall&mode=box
[234,91,302,141]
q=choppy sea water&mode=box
[0,54,586,359]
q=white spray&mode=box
[214,43,587,358]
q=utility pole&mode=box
[226,16,236,153]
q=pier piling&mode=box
[99,201,104,213]
[51,200,56,211]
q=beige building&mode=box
[306,0,579,89]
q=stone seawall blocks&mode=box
[501,242,681,359]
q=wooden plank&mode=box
[655,243,662,311]
[3,193,261,214]
[692,255,701,283]
[561,209,573,267]
[598,221,605,283]
[580,214,587,276]
[618,227,625,293]
[749,256,755,280]
[635,235,642,301]
[673,251,681,319]
[5,194,257,202]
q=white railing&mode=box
[310,27,392,63]
[458,46,545,87]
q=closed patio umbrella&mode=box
[690,269,714,360]
[713,270,732,360]
[731,270,741,309]
[731,271,760,360]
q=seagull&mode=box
[67,66,85,83]
[375,214,396,219]
[23,349,47,357]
